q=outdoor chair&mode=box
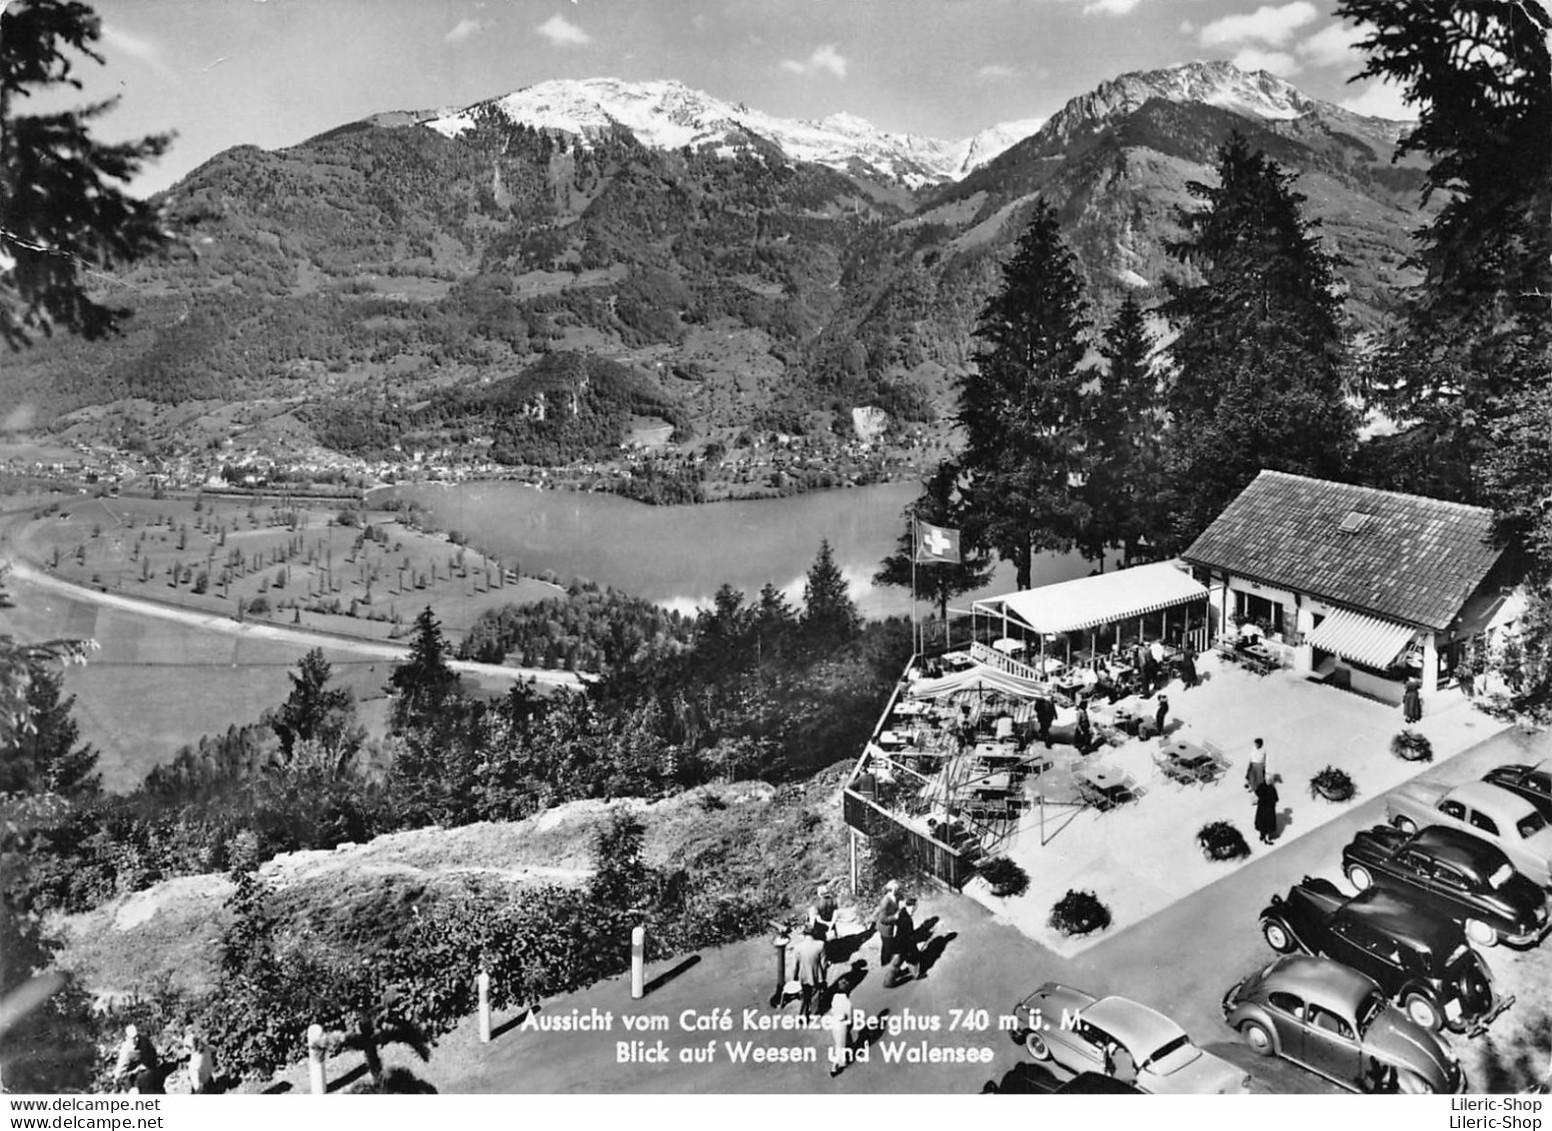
[1153,750,1196,786]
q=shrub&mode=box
[1197,820,1250,861]
[1391,730,1433,762]
[1309,765,1356,802]
[1048,889,1110,936]
[247,596,271,616]
[979,855,1029,898]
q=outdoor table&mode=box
[1162,740,1217,782]
[877,730,908,750]
[893,699,933,718]
[941,650,974,670]
[974,771,1016,792]
[1078,765,1132,803]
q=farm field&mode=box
[4,490,562,639]
[1,489,574,791]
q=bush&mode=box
[979,855,1029,898]
[1048,889,1110,936]
[1309,765,1356,802]
[1197,820,1250,861]
[1391,730,1433,762]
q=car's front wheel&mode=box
[1465,918,1498,947]
[1346,863,1372,891]
[1402,992,1443,1032]
[1240,1021,1275,1056]
[1024,1030,1051,1061]
[1261,918,1295,953]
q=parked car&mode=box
[1343,824,1552,948]
[1222,954,1466,1094]
[1013,983,1250,1094]
[1483,759,1552,821]
[1385,780,1552,886]
[1258,876,1510,1034]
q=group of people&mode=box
[791,878,937,1079]
[1246,737,1280,844]
[112,1024,215,1094]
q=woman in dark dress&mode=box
[1254,780,1280,844]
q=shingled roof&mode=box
[1181,471,1505,631]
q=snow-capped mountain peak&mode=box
[1037,60,1318,148]
[425,77,1038,187]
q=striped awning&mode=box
[1308,607,1415,670]
[971,561,1208,636]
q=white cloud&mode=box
[1200,2,1318,48]
[1340,77,1417,121]
[978,63,1018,80]
[101,24,178,83]
[537,13,591,47]
[1297,21,1365,68]
[445,18,486,44]
[1082,0,1145,15]
[780,44,848,79]
[1232,47,1300,75]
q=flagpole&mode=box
[911,513,920,659]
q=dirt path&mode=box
[3,557,583,690]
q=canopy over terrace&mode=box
[970,560,1210,662]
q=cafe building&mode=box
[1181,471,1516,704]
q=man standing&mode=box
[794,932,827,1022]
[807,884,838,942]
[895,895,924,981]
[1034,696,1056,748]
[1154,694,1169,738]
[1245,738,1267,792]
[875,879,903,987]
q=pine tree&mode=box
[958,199,1092,590]
[1081,296,1166,567]
[0,665,99,796]
[873,461,994,625]
[800,539,860,648]
[1163,133,1355,544]
[269,648,357,761]
[388,606,461,733]
[1,0,172,347]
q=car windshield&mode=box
[1142,1034,1191,1067]
[1355,993,1386,1035]
[1517,811,1548,839]
[1489,863,1514,888]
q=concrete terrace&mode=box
[956,650,1508,956]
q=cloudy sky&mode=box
[29,0,1417,197]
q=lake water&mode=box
[379,481,1102,619]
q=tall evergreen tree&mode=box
[958,199,1092,591]
[388,606,461,734]
[800,539,860,648]
[873,460,994,625]
[1,0,172,347]
[268,648,357,761]
[1163,133,1355,544]
[1081,296,1166,568]
[0,665,98,796]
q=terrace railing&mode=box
[842,786,978,889]
[967,640,1047,683]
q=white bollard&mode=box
[306,1023,327,1095]
[478,971,492,1043]
[630,926,645,999]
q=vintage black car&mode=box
[1484,759,1552,822]
[1343,824,1552,949]
[1259,877,1510,1034]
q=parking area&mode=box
[962,650,1509,956]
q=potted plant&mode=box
[1391,730,1433,762]
[1309,765,1356,802]
[1048,889,1111,937]
[1197,820,1250,862]
[979,855,1029,898]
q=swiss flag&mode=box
[915,521,961,564]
